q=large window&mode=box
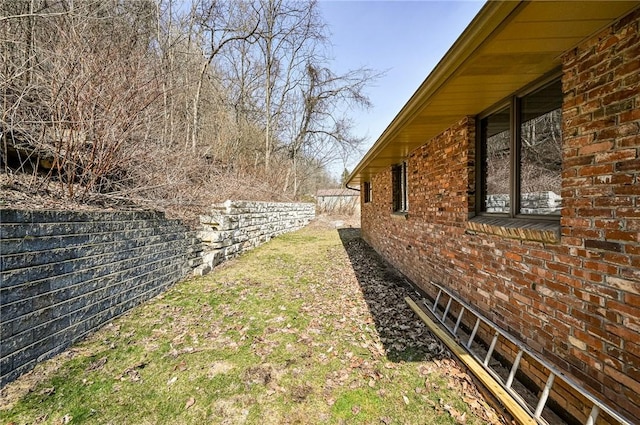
[392,161,408,212]
[479,77,562,217]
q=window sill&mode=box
[391,211,408,220]
[466,216,560,244]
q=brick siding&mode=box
[362,8,639,422]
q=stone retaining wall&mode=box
[0,201,314,386]
[0,209,200,386]
[196,200,315,275]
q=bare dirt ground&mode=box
[0,173,145,212]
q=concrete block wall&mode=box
[196,200,315,275]
[0,209,200,386]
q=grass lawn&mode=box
[0,225,503,424]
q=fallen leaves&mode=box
[174,360,188,372]
[441,400,467,424]
[290,384,312,402]
[85,357,107,372]
[167,344,201,358]
[184,397,196,409]
[118,362,147,382]
[415,358,505,424]
[39,387,55,397]
[243,365,272,387]
[1,227,505,425]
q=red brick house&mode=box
[347,1,639,423]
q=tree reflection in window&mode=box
[480,78,562,216]
[520,80,562,215]
[483,107,510,213]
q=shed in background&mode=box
[316,189,360,215]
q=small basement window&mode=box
[363,181,372,203]
[392,161,408,213]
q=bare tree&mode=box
[281,63,377,196]
[186,0,260,153]
[252,0,325,171]
[1,0,380,215]
[1,0,162,197]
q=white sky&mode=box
[318,0,485,176]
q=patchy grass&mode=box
[0,226,503,425]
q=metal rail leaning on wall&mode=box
[413,282,634,425]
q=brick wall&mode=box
[560,8,640,419]
[0,209,200,386]
[361,8,639,422]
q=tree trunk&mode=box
[192,59,210,153]
[283,164,290,193]
[264,43,272,171]
[293,153,298,198]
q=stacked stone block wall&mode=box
[361,8,639,422]
[196,200,315,275]
[0,209,200,386]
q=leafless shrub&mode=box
[2,1,161,197]
[1,0,377,220]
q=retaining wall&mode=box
[196,200,315,275]
[0,201,314,386]
[0,209,200,386]
[485,191,561,215]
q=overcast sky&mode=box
[318,0,485,175]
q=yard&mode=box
[0,221,504,424]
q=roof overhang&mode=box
[347,0,640,187]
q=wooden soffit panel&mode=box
[347,0,640,187]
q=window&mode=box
[479,76,562,217]
[363,181,372,203]
[392,161,408,212]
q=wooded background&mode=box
[1,0,377,216]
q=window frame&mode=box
[475,70,562,221]
[363,181,372,203]
[392,161,408,213]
